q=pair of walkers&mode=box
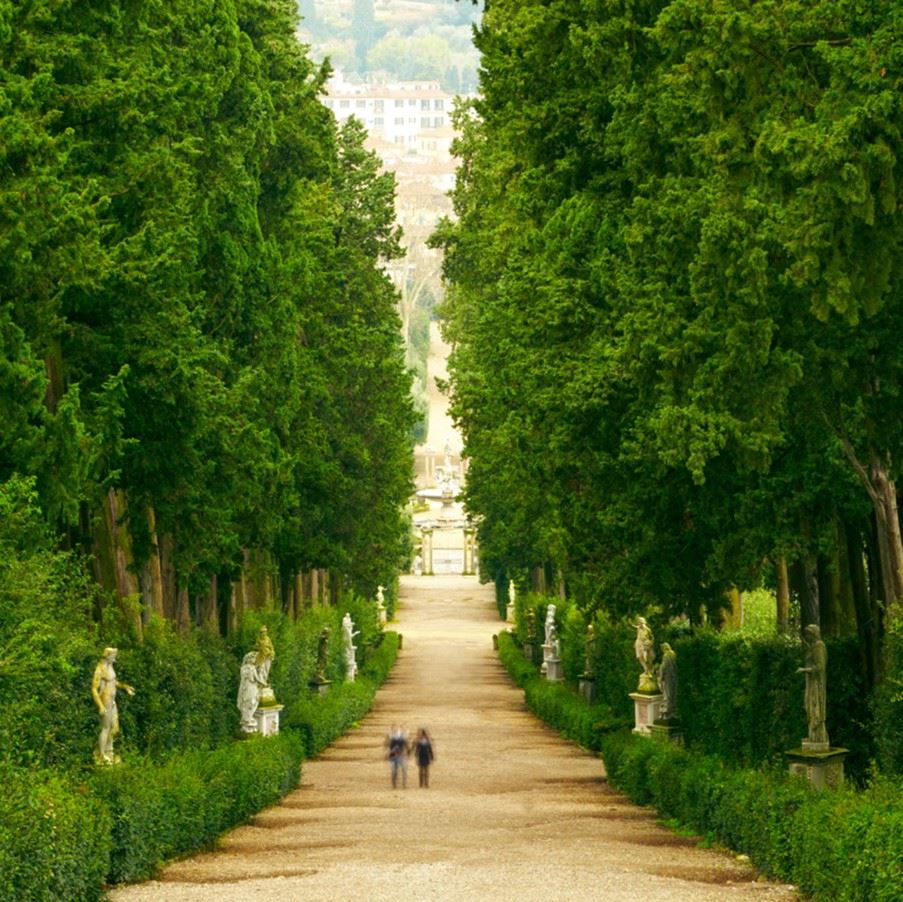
[385,725,434,788]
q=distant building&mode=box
[323,74,451,150]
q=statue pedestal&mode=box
[506,602,515,623]
[629,692,663,736]
[523,641,535,661]
[786,744,847,790]
[650,719,682,745]
[254,704,284,737]
[309,677,331,696]
[545,657,563,682]
[579,677,596,703]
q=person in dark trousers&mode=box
[386,724,410,788]
[414,727,434,788]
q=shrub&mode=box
[91,732,304,884]
[284,631,400,756]
[497,631,628,751]
[0,765,111,902]
[600,730,903,902]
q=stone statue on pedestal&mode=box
[634,617,657,693]
[583,623,596,678]
[656,643,678,721]
[798,624,828,747]
[91,647,134,764]
[254,626,275,687]
[237,651,264,732]
[544,604,557,648]
[342,612,359,681]
[315,626,330,682]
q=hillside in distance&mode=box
[298,0,481,92]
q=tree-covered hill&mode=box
[298,0,481,91]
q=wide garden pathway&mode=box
[111,575,798,901]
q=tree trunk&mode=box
[160,533,178,621]
[776,556,790,634]
[92,488,142,640]
[846,519,881,689]
[140,506,165,620]
[870,453,903,615]
[197,574,218,630]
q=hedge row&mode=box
[284,631,400,756]
[509,595,880,779]
[0,629,401,899]
[497,626,903,902]
[601,731,903,902]
[497,631,628,750]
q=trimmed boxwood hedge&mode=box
[0,628,401,898]
[497,630,628,749]
[600,730,903,902]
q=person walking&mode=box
[385,724,410,789]
[414,727,434,788]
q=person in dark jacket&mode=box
[414,727,434,788]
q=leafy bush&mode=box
[601,730,903,902]
[91,733,304,884]
[497,631,628,750]
[0,764,111,902]
[872,622,903,775]
[284,631,400,756]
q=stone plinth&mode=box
[523,641,536,661]
[650,719,682,745]
[579,678,596,704]
[308,678,331,696]
[545,657,563,682]
[506,602,515,623]
[629,692,663,735]
[254,704,284,737]
[786,745,848,790]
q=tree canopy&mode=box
[435,0,903,659]
[1,0,415,628]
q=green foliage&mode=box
[284,630,400,755]
[872,622,903,775]
[497,630,628,750]
[91,733,303,884]
[0,765,110,902]
[601,731,903,902]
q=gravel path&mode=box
[110,575,799,901]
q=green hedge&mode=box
[512,596,876,778]
[91,733,304,884]
[0,765,111,902]
[497,631,628,750]
[284,631,400,755]
[600,730,903,902]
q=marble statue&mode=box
[254,626,275,687]
[377,585,385,606]
[527,608,537,642]
[508,579,516,605]
[342,612,360,681]
[544,604,557,647]
[315,626,330,681]
[376,585,387,624]
[583,623,596,678]
[237,651,264,732]
[798,624,829,746]
[634,617,657,692]
[91,647,134,764]
[656,643,678,720]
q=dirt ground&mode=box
[110,575,800,902]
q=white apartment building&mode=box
[323,75,451,150]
